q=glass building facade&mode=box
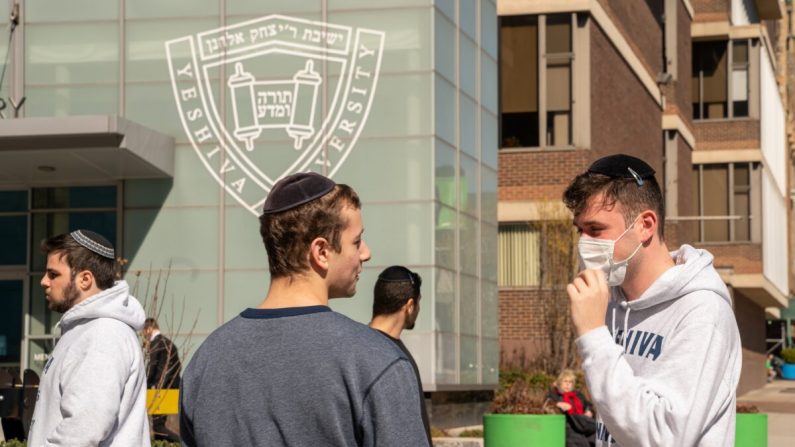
[0,0,498,390]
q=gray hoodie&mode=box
[27,280,151,447]
[576,245,742,446]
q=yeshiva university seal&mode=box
[166,15,385,215]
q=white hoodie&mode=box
[576,245,742,447]
[27,280,151,447]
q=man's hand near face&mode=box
[566,269,610,337]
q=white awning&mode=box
[0,115,174,186]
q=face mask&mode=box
[577,217,642,286]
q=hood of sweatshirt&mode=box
[59,280,146,333]
[614,244,731,311]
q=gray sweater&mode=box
[180,306,430,446]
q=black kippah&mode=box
[261,172,336,215]
[588,154,655,186]
[377,266,421,291]
[70,229,115,259]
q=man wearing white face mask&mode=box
[563,154,741,447]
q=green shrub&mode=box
[151,441,181,447]
[0,440,26,447]
[430,426,448,438]
[498,368,555,392]
[781,348,795,364]
[458,428,484,438]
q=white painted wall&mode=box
[759,48,789,296]
[732,0,759,25]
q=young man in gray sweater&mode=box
[180,173,430,446]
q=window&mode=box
[500,14,573,149]
[691,163,758,242]
[498,223,540,287]
[692,39,751,119]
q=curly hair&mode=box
[259,184,361,278]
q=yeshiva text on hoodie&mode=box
[576,245,742,447]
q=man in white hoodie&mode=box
[563,154,742,447]
[28,230,150,447]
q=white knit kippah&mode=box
[70,229,115,259]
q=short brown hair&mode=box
[563,172,665,239]
[259,184,361,278]
[40,234,120,289]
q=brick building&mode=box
[497,0,793,395]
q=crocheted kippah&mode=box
[70,229,115,259]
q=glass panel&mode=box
[460,335,479,383]
[460,94,478,158]
[481,112,498,169]
[31,212,117,272]
[26,23,118,84]
[482,337,499,384]
[435,267,456,333]
[126,0,218,18]
[435,10,456,83]
[328,8,431,73]
[500,15,538,148]
[124,208,218,271]
[361,203,434,266]
[481,280,498,337]
[335,137,434,202]
[732,65,748,116]
[546,62,571,146]
[126,19,219,82]
[25,85,118,117]
[228,0,322,15]
[481,55,498,115]
[435,332,457,383]
[460,274,478,336]
[481,167,497,224]
[460,214,479,276]
[126,82,194,138]
[0,216,27,265]
[702,165,729,241]
[0,191,28,212]
[734,164,750,187]
[435,76,456,145]
[734,192,750,241]
[0,280,24,364]
[481,0,498,59]
[733,40,749,64]
[481,222,498,283]
[694,41,728,119]
[26,0,118,22]
[460,35,478,98]
[459,0,477,40]
[32,186,116,209]
[546,14,571,54]
[460,154,478,216]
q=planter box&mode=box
[781,363,795,380]
[735,413,767,447]
[483,414,565,447]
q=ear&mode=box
[638,209,657,243]
[75,270,96,292]
[404,298,416,314]
[308,237,332,273]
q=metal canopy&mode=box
[0,116,174,186]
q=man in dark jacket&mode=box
[143,317,181,441]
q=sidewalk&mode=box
[737,379,795,447]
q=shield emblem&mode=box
[166,15,385,215]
